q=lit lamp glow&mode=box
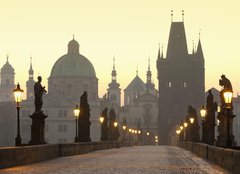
[200,106,207,118]
[134,130,137,134]
[114,121,118,127]
[13,83,24,106]
[217,106,221,113]
[176,130,181,134]
[190,117,194,124]
[223,90,233,108]
[147,132,150,136]
[129,129,132,133]
[180,126,183,130]
[99,116,104,123]
[123,125,126,130]
[184,122,188,128]
[138,130,141,134]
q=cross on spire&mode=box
[6,54,9,62]
[182,10,184,22]
[171,10,173,22]
[113,56,115,70]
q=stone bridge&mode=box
[0,145,230,174]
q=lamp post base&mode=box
[15,136,21,146]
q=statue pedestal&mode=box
[216,109,236,147]
[29,112,48,145]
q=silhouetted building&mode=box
[157,16,205,144]
[0,55,15,102]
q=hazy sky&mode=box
[0,0,240,99]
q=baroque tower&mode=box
[157,13,205,144]
[107,57,121,107]
[26,57,35,99]
[0,55,15,102]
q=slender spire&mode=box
[171,10,173,22]
[113,56,115,70]
[136,66,138,76]
[197,30,204,58]
[157,43,161,60]
[161,44,164,58]
[29,56,34,79]
[111,57,117,81]
[148,58,150,71]
[182,10,184,22]
[6,54,9,63]
[73,34,75,40]
[192,40,195,54]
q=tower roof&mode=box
[166,22,188,59]
[50,38,96,78]
[1,55,15,74]
[124,75,146,91]
[196,39,204,58]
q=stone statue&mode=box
[219,74,232,90]
[34,76,47,113]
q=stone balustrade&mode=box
[0,141,133,169]
[178,142,240,173]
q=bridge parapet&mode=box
[178,142,240,173]
[0,141,133,169]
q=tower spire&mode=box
[182,10,184,22]
[192,40,195,54]
[157,43,161,60]
[148,57,150,71]
[171,10,173,22]
[161,44,164,58]
[136,66,138,76]
[113,56,115,70]
[6,54,9,63]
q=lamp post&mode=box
[200,105,207,143]
[74,104,80,142]
[13,83,24,146]
[183,122,188,141]
[223,90,233,147]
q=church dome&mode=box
[50,38,96,77]
[1,56,15,74]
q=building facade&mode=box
[20,38,101,144]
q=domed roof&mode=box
[50,38,96,78]
[1,56,15,74]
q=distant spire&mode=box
[182,10,184,22]
[113,56,115,70]
[171,10,173,22]
[73,34,75,40]
[192,40,195,54]
[197,30,204,58]
[136,66,138,76]
[30,56,33,69]
[199,29,201,40]
[157,43,161,60]
[148,58,150,71]
[29,56,34,79]
[6,54,9,63]
[161,44,164,58]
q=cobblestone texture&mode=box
[0,146,230,174]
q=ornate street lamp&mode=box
[223,90,233,147]
[13,83,24,146]
[122,125,127,130]
[200,106,207,118]
[184,122,188,128]
[74,104,80,142]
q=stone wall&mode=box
[0,141,133,169]
[178,142,240,173]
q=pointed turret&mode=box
[157,44,161,60]
[108,57,121,107]
[196,33,204,58]
[26,57,36,99]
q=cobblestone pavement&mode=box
[0,146,230,174]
